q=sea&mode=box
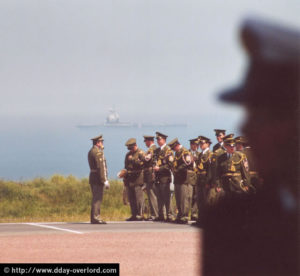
[0,114,243,181]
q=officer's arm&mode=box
[210,154,219,188]
[206,154,214,186]
[176,152,192,171]
[159,150,174,172]
[95,150,106,183]
[240,155,255,191]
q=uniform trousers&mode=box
[127,184,144,218]
[90,183,104,222]
[174,183,193,221]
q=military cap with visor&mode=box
[198,136,212,144]
[91,134,104,142]
[224,137,236,147]
[189,138,199,144]
[214,129,226,136]
[235,136,248,145]
[143,135,155,141]
[156,132,168,140]
[167,138,180,149]
[223,133,234,140]
[125,138,136,147]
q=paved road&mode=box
[0,221,202,276]
[0,221,200,236]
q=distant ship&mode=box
[76,108,187,128]
[103,108,138,127]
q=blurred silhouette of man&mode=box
[203,17,299,276]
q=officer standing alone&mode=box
[88,134,110,224]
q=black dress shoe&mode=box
[176,219,188,224]
[126,216,137,221]
[154,217,165,222]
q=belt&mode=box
[90,169,97,173]
[222,173,241,177]
[127,170,142,174]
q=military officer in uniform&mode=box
[208,134,233,205]
[123,138,145,221]
[205,17,299,276]
[212,129,226,152]
[143,135,159,220]
[88,134,110,224]
[189,138,199,220]
[235,136,262,189]
[154,132,174,221]
[214,137,253,197]
[168,138,195,224]
[194,136,213,226]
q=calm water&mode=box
[0,115,242,181]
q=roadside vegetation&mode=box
[0,175,131,223]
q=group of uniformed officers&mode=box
[88,129,261,225]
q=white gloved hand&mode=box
[104,180,110,190]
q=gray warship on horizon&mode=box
[77,108,187,128]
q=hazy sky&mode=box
[1,0,299,125]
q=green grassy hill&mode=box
[0,175,131,222]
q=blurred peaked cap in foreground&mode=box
[168,138,180,149]
[156,132,168,139]
[125,138,136,147]
[220,17,300,108]
[91,134,103,141]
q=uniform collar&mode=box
[202,147,209,154]
[160,143,166,150]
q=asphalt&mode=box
[0,221,202,275]
[0,221,200,236]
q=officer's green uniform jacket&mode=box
[242,146,261,188]
[143,144,157,184]
[210,147,225,188]
[154,145,173,184]
[213,142,223,153]
[124,148,144,187]
[242,147,257,173]
[195,149,213,186]
[88,145,108,185]
[172,147,195,185]
[215,151,251,194]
